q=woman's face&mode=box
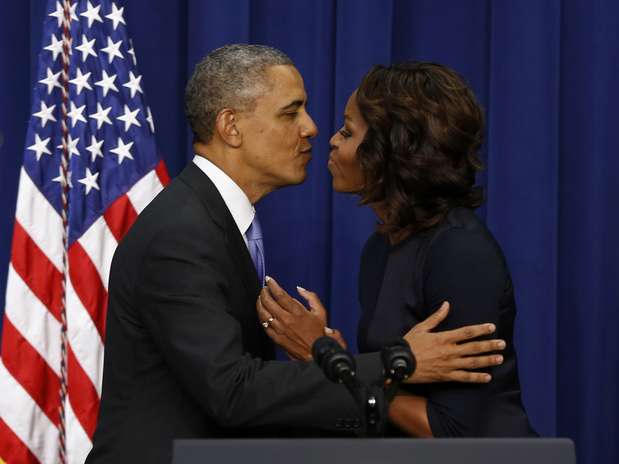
[328,90,367,193]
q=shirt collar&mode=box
[192,155,255,236]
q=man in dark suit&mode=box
[86,44,505,463]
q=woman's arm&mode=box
[389,394,433,437]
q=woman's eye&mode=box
[339,128,351,138]
[285,112,298,118]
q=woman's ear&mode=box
[215,108,242,148]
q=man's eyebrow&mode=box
[279,99,305,112]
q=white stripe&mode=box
[126,168,164,213]
[14,168,64,272]
[4,265,62,377]
[78,216,118,290]
[66,276,104,395]
[0,360,59,464]
[65,398,92,464]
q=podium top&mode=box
[173,438,575,464]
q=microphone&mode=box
[312,336,356,386]
[381,338,416,382]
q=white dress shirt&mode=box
[192,155,255,246]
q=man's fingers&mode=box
[453,354,504,370]
[457,339,506,356]
[445,322,496,343]
[265,277,304,315]
[414,302,450,331]
[446,370,492,384]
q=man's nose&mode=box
[301,113,318,138]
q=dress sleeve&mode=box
[421,226,506,436]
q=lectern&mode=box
[173,438,575,464]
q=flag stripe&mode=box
[65,400,92,464]
[11,220,63,322]
[14,168,64,271]
[0,360,58,464]
[67,346,100,439]
[103,194,138,243]
[126,169,165,214]
[0,317,61,427]
[79,215,119,290]
[155,159,170,186]
[0,418,40,464]
[68,243,108,339]
[4,265,62,377]
[65,277,104,395]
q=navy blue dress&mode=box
[357,207,536,437]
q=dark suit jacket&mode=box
[358,207,536,437]
[86,163,382,463]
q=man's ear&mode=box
[215,108,242,148]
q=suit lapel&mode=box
[178,163,261,302]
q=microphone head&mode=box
[312,336,340,367]
[312,336,356,383]
[381,339,416,381]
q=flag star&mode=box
[89,103,112,129]
[117,105,141,132]
[110,137,134,164]
[69,68,92,95]
[28,134,52,161]
[127,41,137,66]
[146,107,155,133]
[101,36,123,64]
[44,34,64,61]
[86,135,104,162]
[80,0,103,28]
[123,71,143,98]
[78,167,100,194]
[57,134,80,158]
[105,2,126,31]
[75,34,97,62]
[39,68,62,94]
[33,101,57,128]
[52,166,73,188]
[67,102,87,127]
[49,1,78,27]
[95,70,118,97]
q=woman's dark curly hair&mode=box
[356,62,484,237]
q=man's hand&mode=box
[256,277,344,361]
[404,302,506,384]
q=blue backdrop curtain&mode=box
[0,1,617,463]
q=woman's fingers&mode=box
[412,302,450,331]
[297,286,327,322]
[265,276,304,315]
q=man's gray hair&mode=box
[184,44,294,143]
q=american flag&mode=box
[0,1,169,462]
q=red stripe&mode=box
[67,345,99,439]
[155,159,170,186]
[103,194,138,242]
[0,418,40,464]
[10,221,62,322]
[68,243,107,339]
[0,316,61,427]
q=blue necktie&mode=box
[246,215,265,286]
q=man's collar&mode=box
[192,155,255,236]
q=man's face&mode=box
[236,65,318,189]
